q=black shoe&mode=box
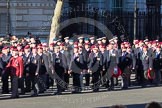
[93,89,99,92]
[20,92,25,95]
[11,96,19,99]
[39,91,44,94]
[53,92,62,95]
[2,91,9,94]
[122,87,128,90]
[72,90,80,94]
[25,89,31,93]
[31,93,38,97]
[142,85,146,88]
[108,87,114,91]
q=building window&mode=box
[0,13,7,35]
[112,0,123,15]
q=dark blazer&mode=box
[53,52,67,70]
[38,53,49,75]
[47,50,54,69]
[107,49,119,68]
[88,52,103,72]
[63,50,71,69]
[82,48,91,69]
[69,52,85,73]
[29,53,40,76]
[1,54,11,69]
[102,50,109,68]
[23,53,32,74]
[119,52,133,71]
[152,51,162,70]
[139,51,153,71]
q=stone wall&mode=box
[9,0,56,37]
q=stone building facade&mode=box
[0,0,161,40]
[0,0,56,37]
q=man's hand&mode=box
[64,69,67,73]
[26,73,29,77]
[88,69,91,73]
[2,70,5,75]
[35,73,38,76]
[103,68,105,71]
[68,70,72,74]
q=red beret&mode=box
[98,43,103,46]
[17,44,22,47]
[32,47,37,50]
[92,45,98,49]
[135,41,139,44]
[74,42,78,45]
[13,48,18,51]
[2,47,8,50]
[127,46,131,49]
[159,42,162,45]
[152,41,157,44]
[37,44,42,48]
[101,45,105,48]
[24,45,30,49]
[121,43,125,45]
[91,45,95,49]
[37,47,43,50]
[156,45,161,48]
[19,49,24,52]
[84,43,90,46]
[50,43,54,47]
[122,46,126,49]
[10,46,14,50]
[60,43,65,46]
[143,45,148,48]
[78,46,83,49]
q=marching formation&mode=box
[0,35,162,98]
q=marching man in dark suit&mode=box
[1,47,11,94]
[88,45,103,92]
[83,43,91,87]
[37,47,49,93]
[30,47,40,96]
[23,45,32,92]
[100,45,107,87]
[69,46,85,93]
[106,43,119,90]
[119,45,134,89]
[52,46,67,95]
[152,45,162,86]
[6,48,24,98]
[138,45,153,87]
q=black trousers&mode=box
[100,70,106,86]
[46,74,54,89]
[55,68,64,93]
[85,73,90,86]
[2,71,9,93]
[18,77,25,94]
[11,76,19,97]
[25,75,32,92]
[73,73,81,91]
[92,71,100,91]
[33,75,47,94]
[64,72,69,85]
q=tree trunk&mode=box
[49,0,63,44]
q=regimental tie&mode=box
[142,52,147,60]
[156,52,160,58]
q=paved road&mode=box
[0,86,162,108]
